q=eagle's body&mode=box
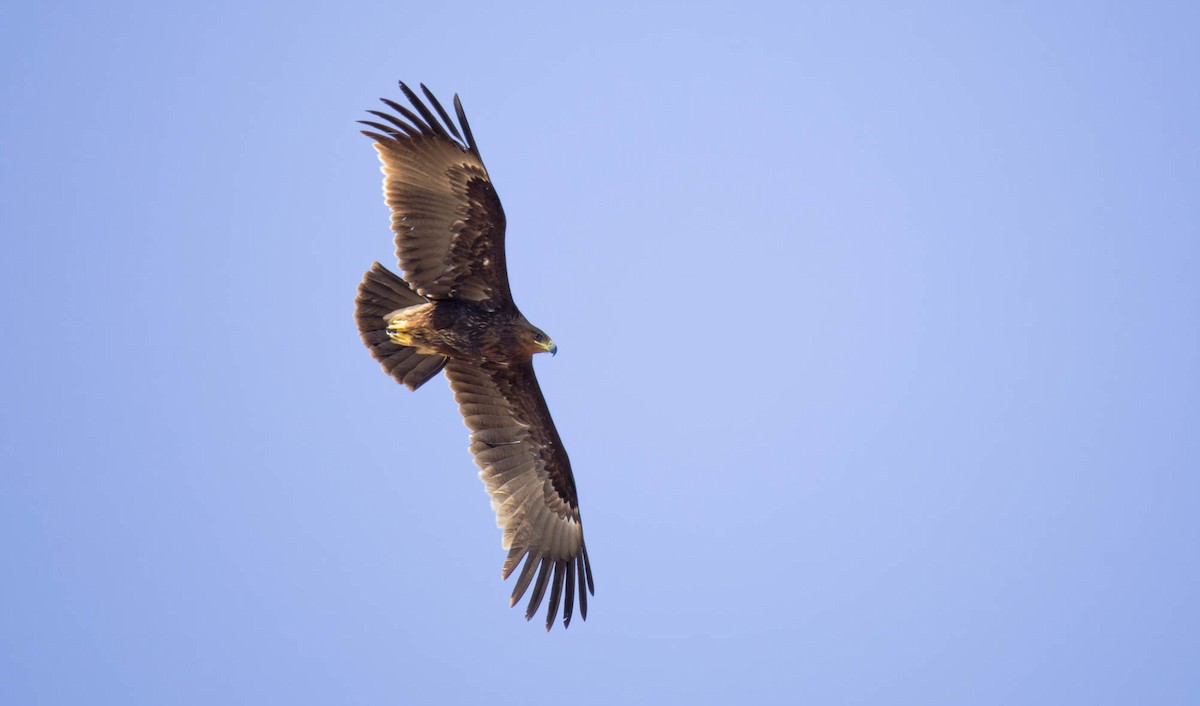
[385,300,550,364]
[354,83,593,630]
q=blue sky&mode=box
[2,1,1198,704]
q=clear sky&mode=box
[2,1,1198,704]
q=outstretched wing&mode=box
[445,359,594,630]
[360,83,512,310]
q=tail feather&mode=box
[355,262,448,390]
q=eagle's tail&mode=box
[355,262,448,391]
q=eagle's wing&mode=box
[445,359,594,630]
[360,83,511,310]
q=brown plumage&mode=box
[354,82,594,630]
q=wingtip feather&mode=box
[544,560,565,631]
[421,83,465,143]
[453,94,481,159]
[562,560,576,628]
[524,559,552,622]
[509,552,540,608]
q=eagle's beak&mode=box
[547,341,558,357]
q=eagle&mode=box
[354,82,594,630]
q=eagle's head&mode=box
[525,325,557,357]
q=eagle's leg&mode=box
[384,303,430,347]
[386,319,413,346]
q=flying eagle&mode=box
[354,83,594,630]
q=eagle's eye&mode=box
[533,332,545,342]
